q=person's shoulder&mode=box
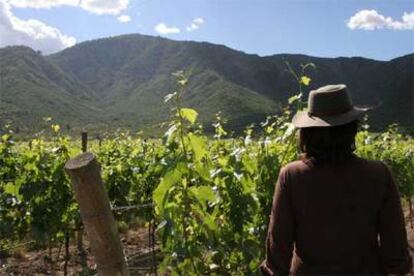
[282,160,312,174]
[283,156,390,175]
[353,156,391,179]
[354,156,388,170]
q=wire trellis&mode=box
[112,202,158,275]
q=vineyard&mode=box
[1,71,414,275]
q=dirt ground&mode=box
[405,221,414,275]
[2,218,414,275]
[0,227,156,276]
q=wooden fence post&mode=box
[77,131,88,264]
[65,152,129,276]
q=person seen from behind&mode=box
[260,84,412,275]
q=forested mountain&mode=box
[0,34,412,134]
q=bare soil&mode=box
[0,228,156,276]
[2,216,414,275]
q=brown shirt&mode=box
[261,155,412,275]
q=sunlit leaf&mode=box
[180,108,198,124]
[188,133,207,161]
[300,75,311,86]
[51,124,60,133]
[164,124,177,140]
[195,163,212,181]
[4,183,17,196]
[189,186,216,204]
[156,220,168,232]
[282,123,295,141]
[153,162,186,213]
[178,79,188,86]
[288,93,302,104]
[164,92,177,103]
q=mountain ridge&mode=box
[0,33,412,135]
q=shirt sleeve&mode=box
[260,167,295,276]
[378,162,412,275]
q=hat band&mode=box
[308,105,353,117]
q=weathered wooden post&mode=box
[77,131,88,266]
[65,152,129,276]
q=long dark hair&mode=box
[298,120,359,165]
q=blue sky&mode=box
[1,0,413,60]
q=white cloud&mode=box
[154,22,180,35]
[193,17,204,25]
[7,0,79,9]
[79,0,129,15]
[117,14,130,23]
[347,10,414,30]
[8,0,129,15]
[0,0,76,54]
[186,17,204,32]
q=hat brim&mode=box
[292,107,370,128]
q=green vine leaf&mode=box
[188,133,207,161]
[180,108,198,124]
[300,75,311,86]
[189,186,216,204]
[153,162,186,213]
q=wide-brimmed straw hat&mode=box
[292,84,370,128]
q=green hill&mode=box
[0,46,103,133]
[0,34,412,135]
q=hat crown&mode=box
[308,84,353,117]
